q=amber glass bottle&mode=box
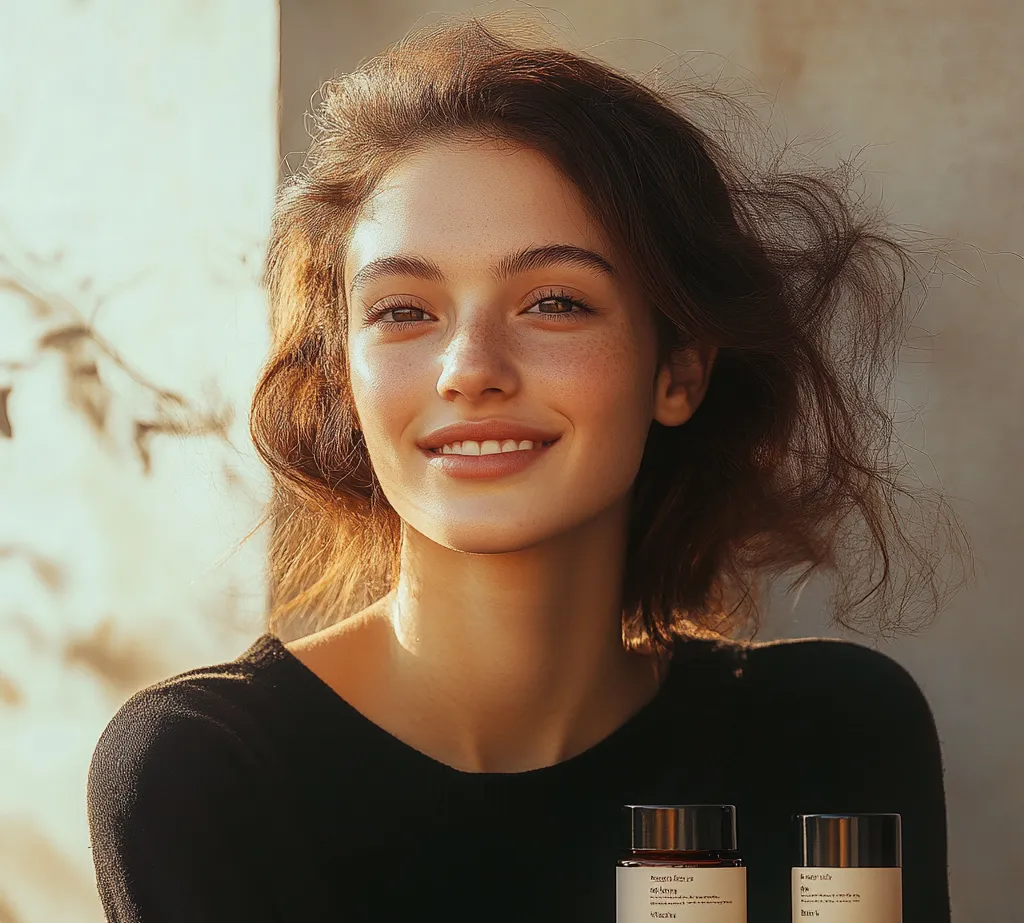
[616,804,746,922]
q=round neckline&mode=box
[250,631,687,785]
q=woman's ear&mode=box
[652,343,718,428]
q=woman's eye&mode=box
[523,296,593,319]
[375,306,427,325]
[365,290,597,331]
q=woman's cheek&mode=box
[549,338,650,432]
[349,351,424,464]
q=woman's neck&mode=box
[365,503,668,771]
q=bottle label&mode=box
[792,867,902,922]
[616,866,747,922]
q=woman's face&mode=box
[342,138,670,554]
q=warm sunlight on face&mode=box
[342,138,663,554]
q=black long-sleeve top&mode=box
[86,632,951,922]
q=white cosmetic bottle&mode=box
[792,813,902,922]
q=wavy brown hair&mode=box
[243,10,974,649]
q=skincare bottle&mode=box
[617,804,746,922]
[792,813,902,922]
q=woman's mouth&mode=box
[421,437,561,480]
[426,438,558,455]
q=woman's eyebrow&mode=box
[347,243,617,300]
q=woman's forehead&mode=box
[343,144,615,294]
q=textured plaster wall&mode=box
[0,2,278,920]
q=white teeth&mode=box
[440,439,537,455]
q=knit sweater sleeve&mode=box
[86,685,282,923]
[744,638,951,923]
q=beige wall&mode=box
[280,2,1023,921]
[0,2,278,921]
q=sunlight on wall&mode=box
[0,2,278,920]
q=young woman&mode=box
[86,12,973,922]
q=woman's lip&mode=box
[425,437,560,454]
[419,437,561,479]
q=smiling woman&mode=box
[247,16,971,652]
[86,8,974,923]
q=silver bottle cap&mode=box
[623,804,738,852]
[796,813,902,868]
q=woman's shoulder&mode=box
[673,632,932,713]
[85,636,310,918]
[742,635,921,688]
[731,636,937,729]
[87,634,292,793]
